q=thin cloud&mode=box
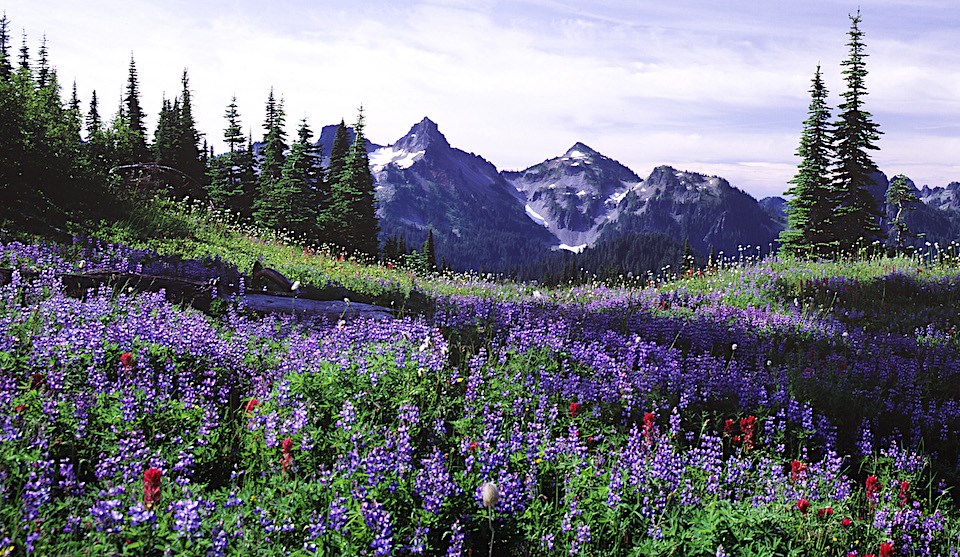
[2,0,958,197]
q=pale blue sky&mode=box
[4,0,959,198]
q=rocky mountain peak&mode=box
[394,117,450,153]
[564,142,600,159]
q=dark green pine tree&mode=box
[885,173,919,252]
[17,31,28,73]
[153,97,179,166]
[828,10,884,254]
[207,97,256,217]
[316,120,349,242]
[780,65,835,257]
[35,35,49,88]
[326,119,350,185]
[124,55,150,162]
[0,12,12,80]
[422,228,437,271]
[85,89,102,138]
[279,118,322,238]
[174,69,206,183]
[334,107,378,256]
[252,88,289,228]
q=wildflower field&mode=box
[1,231,960,556]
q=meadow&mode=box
[1,198,959,556]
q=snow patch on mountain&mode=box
[525,204,549,227]
[369,146,425,171]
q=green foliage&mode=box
[319,109,379,258]
[886,173,920,251]
[207,98,257,218]
[123,55,150,162]
[780,66,835,257]
[253,88,289,230]
[827,10,884,252]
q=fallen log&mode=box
[242,294,393,320]
[0,267,394,320]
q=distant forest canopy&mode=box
[0,12,377,258]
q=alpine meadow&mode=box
[2,4,960,556]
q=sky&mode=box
[4,0,959,199]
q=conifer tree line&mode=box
[0,13,379,257]
[780,11,903,257]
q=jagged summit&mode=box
[564,142,601,159]
[394,117,449,153]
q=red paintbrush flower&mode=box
[880,541,894,557]
[723,418,735,436]
[740,415,757,451]
[817,506,833,518]
[120,352,135,370]
[244,398,260,413]
[899,480,910,507]
[796,498,810,513]
[143,467,162,510]
[790,460,807,482]
[281,437,294,473]
[569,402,581,417]
[866,475,881,501]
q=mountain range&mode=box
[317,117,959,273]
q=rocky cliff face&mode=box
[368,118,558,271]
[502,143,642,250]
[594,165,783,256]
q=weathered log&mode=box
[242,294,393,320]
[0,267,394,320]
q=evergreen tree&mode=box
[278,118,321,237]
[780,65,835,257]
[153,96,179,166]
[174,69,205,183]
[69,80,80,112]
[85,89,102,138]
[422,228,437,271]
[17,32,28,73]
[326,119,349,185]
[885,173,919,252]
[252,88,288,228]
[828,10,883,253]
[0,12,11,80]
[123,55,150,161]
[207,97,256,216]
[223,96,244,152]
[35,35,49,88]
[321,107,378,256]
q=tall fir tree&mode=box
[35,35,49,88]
[253,88,289,228]
[174,69,205,183]
[278,118,322,238]
[123,55,150,162]
[828,10,883,253]
[0,12,11,80]
[422,228,437,271]
[326,119,350,185]
[206,95,257,216]
[322,107,378,256]
[17,31,28,74]
[223,96,244,152]
[780,65,835,257]
[85,89,101,137]
[153,96,179,166]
